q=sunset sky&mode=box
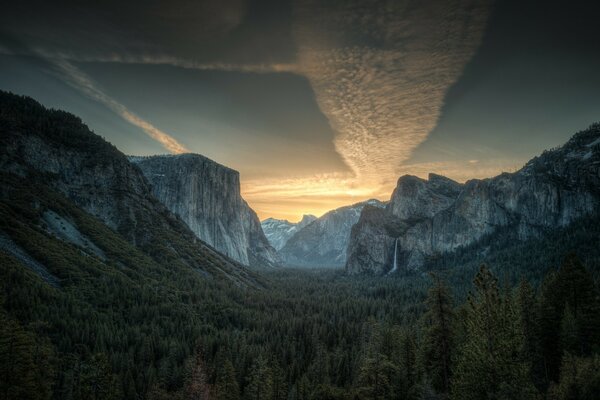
[2,0,600,221]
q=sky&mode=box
[1,0,599,221]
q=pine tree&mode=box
[547,354,600,400]
[421,275,454,394]
[560,304,579,355]
[356,321,398,400]
[244,355,272,400]
[215,357,240,400]
[80,353,119,400]
[517,278,544,388]
[0,313,50,400]
[451,265,537,400]
[540,255,600,381]
[270,360,287,400]
[397,330,418,400]
[185,346,212,400]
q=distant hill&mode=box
[261,214,317,250]
[279,199,386,267]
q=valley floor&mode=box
[2,248,600,400]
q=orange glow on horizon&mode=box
[243,158,523,222]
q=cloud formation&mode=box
[293,0,492,188]
[49,57,189,154]
[0,0,496,218]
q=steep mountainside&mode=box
[0,91,260,286]
[279,199,385,267]
[131,154,279,268]
[346,124,600,274]
[261,214,317,250]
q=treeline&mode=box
[2,253,599,399]
[176,254,600,400]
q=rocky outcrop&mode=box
[0,91,259,285]
[261,214,317,250]
[280,199,385,267]
[130,154,279,268]
[346,124,600,275]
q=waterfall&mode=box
[388,238,398,275]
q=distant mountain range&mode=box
[346,124,600,274]
[261,214,317,251]
[277,199,386,267]
[1,90,598,278]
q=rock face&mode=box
[130,154,279,268]
[0,91,259,285]
[346,124,600,275]
[261,214,317,250]
[279,199,385,267]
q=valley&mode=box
[0,91,599,400]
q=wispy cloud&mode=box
[48,56,189,154]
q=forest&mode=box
[1,244,600,400]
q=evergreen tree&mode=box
[517,278,544,388]
[560,304,580,355]
[0,315,44,400]
[540,255,600,381]
[185,346,212,400]
[80,353,119,400]
[397,329,418,400]
[356,321,398,400]
[214,356,240,400]
[421,275,454,394]
[244,355,272,400]
[270,360,287,400]
[451,265,537,400]
[547,354,600,400]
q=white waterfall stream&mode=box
[388,238,398,275]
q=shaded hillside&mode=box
[0,91,257,284]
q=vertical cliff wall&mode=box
[131,154,279,268]
[346,124,600,275]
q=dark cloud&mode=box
[1,0,295,64]
[407,0,600,169]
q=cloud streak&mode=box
[48,56,189,154]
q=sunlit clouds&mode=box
[247,0,494,220]
[242,158,523,221]
[242,172,384,222]
[0,0,501,220]
[291,0,492,195]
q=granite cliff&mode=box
[346,124,600,274]
[0,91,260,285]
[131,154,279,268]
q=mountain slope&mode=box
[131,154,279,268]
[279,199,385,267]
[346,124,600,274]
[261,214,317,250]
[0,90,259,285]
